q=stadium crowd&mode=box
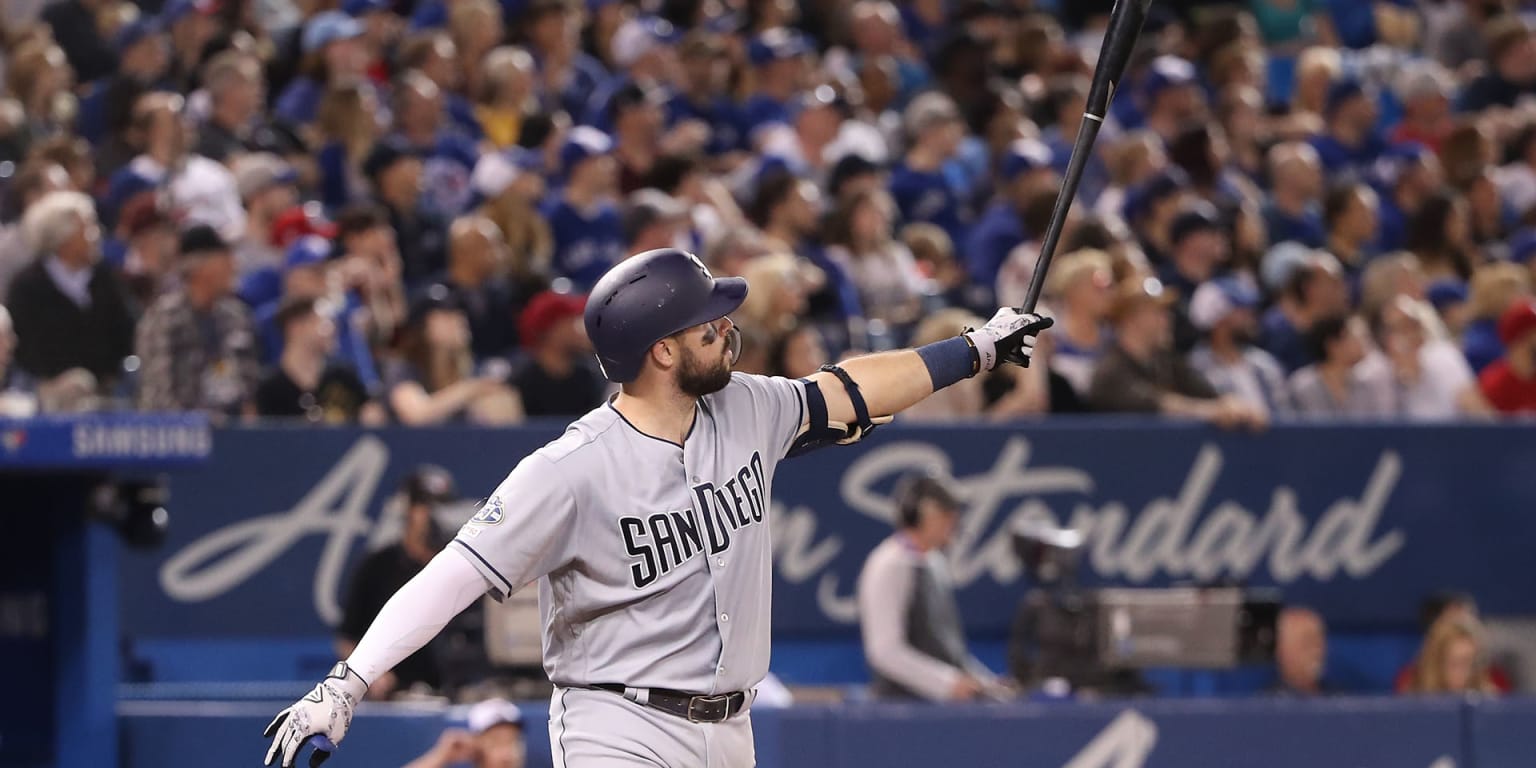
[2,0,1536,427]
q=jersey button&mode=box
[717,666,726,675]
[716,558,726,567]
[720,613,729,622]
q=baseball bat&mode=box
[1018,0,1155,314]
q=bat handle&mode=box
[1017,115,1105,315]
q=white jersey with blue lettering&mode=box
[451,371,805,696]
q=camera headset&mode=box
[893,470,960,529]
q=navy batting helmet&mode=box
[584,248,748,382]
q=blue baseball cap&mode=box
[999,138,1055,181]
[1121,167,1190,224]
[285,234,334,270]
[303,11,365,54]
[1189,275,1261,330]
[559,126,613,174]
[160,0,220,26]
[342,0,391,15]
[1141,55,1197,103]
[748,28,811,66]
[115,16,164,53]
[1325,79,1371,117]
[1426,279,1469,311]
[1369,142,1433,189]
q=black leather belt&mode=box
[592,684,748,723]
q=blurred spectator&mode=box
[384,286,522,426]
[1373,144,1444,255]
[737,251,814,343]
[1456,15,1536,113]
[1479,298,1536,414]
[1261,247,1350,372]
[606,81,670,193]
[1123,167,1195,264]
[766,322,830,380]
[364,137,448,288]
[1407,189,1475,283]
[111,192,179,308]
[890,91,969,248]
[107,92,245,242]
[404,698,526,768]
[0,161,71,298]
[1262,142,1326,249]
[857,471,1010,702]
[1188,277,1294,418]
[440,215,517,362]
[135,225,260,416]
[193,51,287,163]
[522,0,610,121]
[1322,180,1381,277]
[511,289,605,418]
[7,190,135,394]
[4,40,76,147]
[1362,295,1493,420]
[1402,615,1500,696]
[822,189,927,330]
[623,188,693,255]
[542,126,624,291]
[1094,131,1165,232]
[963,137,1057,293]
[231,153,301,275]
[1270,607,1331,696]
[903,222,981,315]
[1037,248,1113,398]
[994,187,1076,310]
[316,81,386,211]
[391,70,479,217]
[253,296,383,425]
[1289,313,1395,418]
[472,148,553,293]
[337,465,461,699]
[0,303,38,417]
[1160,204,1230,353]
[334,203,408,358]
[277,11,370,125]
[1310,79,1385,173]
[1389,62,1456,152]
[1463,262,1532,372]
[40,0,115,85]
[1088,278,1265,429]
[1139,55,1205,144]
[1359,251,1429,321]
[1429,279,1472,339]
[475,47,538,149]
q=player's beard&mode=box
[677,344,732,396]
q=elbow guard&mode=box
[786,364,893,459]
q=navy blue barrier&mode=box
[114,420,1536,688]
[119,695,1509,768]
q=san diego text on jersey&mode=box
[620,450,767,588]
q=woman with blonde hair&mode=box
[472,149,553,284]
[736,252,815,342]
[1404,615,1498,696]
[474,47,539,149]
[1463,261,1533,373]
[316,82,384,211]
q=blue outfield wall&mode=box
[113,419,1536,690]
[118,695,1536,768]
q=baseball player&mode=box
[262,247,1052,768]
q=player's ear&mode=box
[649,337,677,370]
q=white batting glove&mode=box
[964,309,1054,371]
[263,662,370,767]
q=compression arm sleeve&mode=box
[344,548,491,686]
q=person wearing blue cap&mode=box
[160,0,224,91]
[540,126,626,292]
[582,15,682,131]
[1161,204,1230,353]
[364,137,451,289]
[275,10,369,125]
[1307,79,1387,173]
[76,15,172,146]
[1138,55,1205,143]
[1368,142,1442,253]
[962,137,1057,294]
[738,27,814,147]
[1188,276,1294,418]
[1122,167,1194,265]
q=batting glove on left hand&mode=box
[263,662,369,767]
[965,309,1054,371]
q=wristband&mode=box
[916,335,979,391]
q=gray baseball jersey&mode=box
[451,371,806,695]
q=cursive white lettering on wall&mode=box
[159,436,389,624]
[772,438,1407,624]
